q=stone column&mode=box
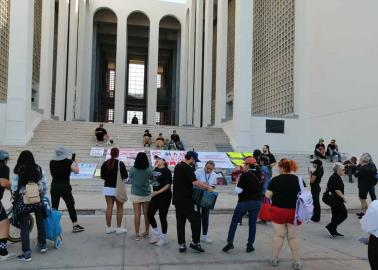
[232,0,253,151]
[193,0,204,127]
[66,0,79,121]
[114,16,127,124]
[202,0,214,127]
[178,17,188,126]
[215,0,228,126]
[38,0,55,119]
[186,1,196,125]
[4,0,35,145]
[54,0,70,120]
[146,20,159,125]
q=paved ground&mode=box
[2,213,370,270]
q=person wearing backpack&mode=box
[325,163,348,238]
[265,159,305,270]
[11,150,47,262]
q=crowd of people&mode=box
[0,143,377,270]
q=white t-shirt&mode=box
[195,168,218,186]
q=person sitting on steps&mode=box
[327,139,342,162]
[169,130,184,150]
[143,130,152,147]
[94,123,113,146]
[155,133,165,149]
[314,138,327,159]
[343,156,358,183]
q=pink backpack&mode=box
[294,176,314,225]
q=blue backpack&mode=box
[42,197,63,249]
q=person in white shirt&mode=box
[195,160,218,244]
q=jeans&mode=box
[197,206,210,236]
[226,200,261,247]
[328,149,341,162]
[368,234,378,270]
[369,186,377,201]
[20,206,46,256]
[310,183,321,222]
[147,193,171,234]
[51,189,77,223]
[175,205,201,245]
[327,201,347,232]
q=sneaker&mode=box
[106,227,116,234]
[115,228,128,234]
[246,244,255,253]
[179,244,187,253]
[358,215,364,220]
[200,235,212,244]
[222,243,234,252]
[17,254,32,262]
[325,225,336,238]
[334,231,344,237]
[150,233,160,244]
[73,224,85,233]
[156,236,168,247]
[292,261,303,270]
[39,243,48,253]
[131,234,141,241]
[140,232,149,239]
[189,242,205,253]
[0,253,16,262]
[270,258,279,267]
[356,212,364,217]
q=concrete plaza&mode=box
[2,213,370,270]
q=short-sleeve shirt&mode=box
[50,159,74,192]
[327,144,337,151]
[311,167,324,185]
[195,168,218,186]
[143,133,152,138]
[0,163,10,200]
[172,162,196,206]
[101,160,128,188]
[315,143,326,150]
[263,153,276,165]
[327,173,344,203]
[237,170,262,202]
[95,127,107,141]
[171,134,180,143]
[268,174,305,209]
[130,167,152,196]
[151,167,172,194]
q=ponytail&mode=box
[107,148,119,170]
[278,158,298,173]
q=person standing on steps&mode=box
[50,146,85,233]
[343,156,357,183]
[131,114,139,124]
[308,159,324,222]
[172,151,213,253]
[101,148,128,234]
[195,160,218,244]
[148,156,172,247]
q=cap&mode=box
[244,156,257,165]
[52,146,72,161]
[186,151,200,162]
[154,155,164,160]
[0,150,9,161]
[319,138,324,143]
[311,159,323,166]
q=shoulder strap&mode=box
[297,176,305,193]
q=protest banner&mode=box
[150,150,186,168]
[70,163,97,179]
[90,147,105,157]
[197,152,234,169]
[106,149,145,166]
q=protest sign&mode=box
[106,149,145,166]
[150,150,186,167]
[90,147,105,157]
[70,163,97,179]
[197,152,234,169]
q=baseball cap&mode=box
[244,156,257,165]
[311,159,323,166]
[186,151,201,162]
[154,155,165,161]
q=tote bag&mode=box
[115,162,128,203]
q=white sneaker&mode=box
[106,227,116,234]
[115,228,128,234]
[0,253,16,262]
[201,235,212,244]
[156,236,168,247]
[150,233,160,244]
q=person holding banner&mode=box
[101,148,128,234]
[195,160,217,244]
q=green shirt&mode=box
[129,167,152,196]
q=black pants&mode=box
[368,234,378,270]
[369,186,377,201]
[310,183,321,222]
[147,193,171,234]
[175,205,201,245]
[328,202,347,232]
[51,189,77,223]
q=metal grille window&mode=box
[32,0,42,84]
[107,108,114,122]
[107,69,115,98]
[157,74,162,89]
[128,61,145,98]
[0,0,9,101]
[252,0,295,116]
[156,112,161,125]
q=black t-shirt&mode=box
[0,163,10,200]
[315,143,325,150]
[327,144,336,151]
[50,159,73,191]
[101,160,128,188]
[151,167,172,193]
[268,174,306,209]
[237,170,262,202]
[172,162,195,206]
[263,153,276,165]
[327,173,344,203]
[171,134,180,142]
[95,127,107,141]
[311,167,324,185]
[131,117,138,124]
[355,163,377,189]
[143,133,152,138]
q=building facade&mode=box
[0,0,378,158]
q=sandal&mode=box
[131,234,141,241]
[140,232,149,239]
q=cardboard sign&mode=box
[106,149,145,166]
[70,163,97,179]
[90,147,105,157]
[197,152,234,169]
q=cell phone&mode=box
[72,153,76,162]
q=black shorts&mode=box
[359,188,369,200]
[0,203,7,222]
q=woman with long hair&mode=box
[129,152,152,240]
[11,150,47,262]
[101,148,128,234]
[265,159,304,270]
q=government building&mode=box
[0,0,377,157]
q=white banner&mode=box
[150,150,186,168]
[106,149,145,166]
[70,163,97,179]
[197,152,234,169]
[90,147,105,157]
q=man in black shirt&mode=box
[169,130,184,150]
[173,151,213,253]
[94,123,113,145]
[131,115,139,124]
[327,139,341,162]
